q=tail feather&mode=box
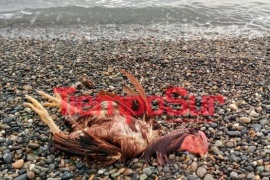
[120,70,151,122]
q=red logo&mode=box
[54,87,224,123]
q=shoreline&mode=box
[0,36,270,180]
[1,24,269,41]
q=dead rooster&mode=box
[24,70,209,166]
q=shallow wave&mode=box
[0,1,269,39]
[0,5,269,29]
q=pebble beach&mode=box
[0,35,270,180]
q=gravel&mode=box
[0,35,270,179]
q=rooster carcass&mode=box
[24,70,209,166]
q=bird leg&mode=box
[24,95,61,134]
[37,90,81,116]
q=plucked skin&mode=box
[24,70,209,166]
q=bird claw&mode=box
[24,94,60,134]
[37,90,62,112]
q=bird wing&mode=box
[53,129,122,166]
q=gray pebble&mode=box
[187,175,199,180]
[260,119,269,125]
[246,146,256,153]
[210,146,223,155]
[140,174,148,180]
[3,117,14,123]
[230,172,238,180]
[27,143,40,149]
[163,166,170,173]
[3,153,13,164]
[227,131,241,136]
[261,172,270,177]
[61,172,74,180]
[256,166,264,173]
[196,167,207,178]
[14,173,27,180]
[215,140,223,147]
[142,167,152,176]
[246,173,255,179]
[203,174,215,180]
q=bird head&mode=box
[179,130,209,158]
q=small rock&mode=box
[191,162,198,171]
[140,174,148,180]
[239,117,251,123]
[61,172,74,180]
[215,140,223,147]
[27,143,39,149]
[261,172,270,177]
[204,174,215,180]
[163,166,170,173]
[229,104,238,111]
[187,175,199,180]
[3,153,13,164]
[256,166,265,173]
[238,174,246,179]
[197,167,207,178]
[169,154,175,160]
[210,146,223,155]
[111,172,120,178]
[260,119,268,125]
[27,153,38,161]
[27,171,35,179]
[3,117,14,123]
[13,159,24,169]
[249,110,259,117]
[230,171,238,180]
[227,131,241,136]
[123,168,133,176]
[23,85,32,91]
[14,173,27,180]
[142,167,152,176]
[109,85,115,91]
[226,141,234,148]
[246,173,255,179]
[108,168,117,174]
[246,146,256,153]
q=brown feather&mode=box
[120,70,151,122]
[53,132,121,166]
[122,85,138,96]
[144,130,189,162]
